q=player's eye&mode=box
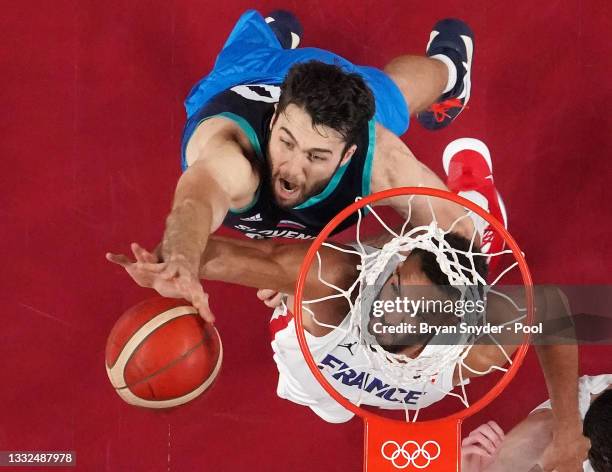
[308,153,325,162]
[281,139,294,149]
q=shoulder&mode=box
[184,117,260,208]
[185,116,255,168]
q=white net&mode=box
[300,194,528,421]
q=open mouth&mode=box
[277,178,299,198]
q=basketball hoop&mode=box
[294,187,534,471]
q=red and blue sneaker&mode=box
[265,10,303,50]
[417,19,474,130]
[442,138,508,272]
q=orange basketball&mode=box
[105,297,222,408]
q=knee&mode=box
[383,56,407,79]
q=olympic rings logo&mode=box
[381,440,441,469]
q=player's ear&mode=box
[340,144,357,166]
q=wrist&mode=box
[167,253,189,263]
[163,251,199,274]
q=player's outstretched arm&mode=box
[531,288,589,472]
[106,236,283,319]
[107,235,355,326]
[158,133,259,320]
[201,236,358,300]
[369,124,475,239]
[460,286,588,472]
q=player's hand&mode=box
[106,242,163,288]
[257,289,285,308]
[539,420,589,472]
[461,421,505,472]
[106,243,215,323]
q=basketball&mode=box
[105,297,222,408]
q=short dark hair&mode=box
[412,232,489,291]
[277,61,375,147]
[584,389,612,471]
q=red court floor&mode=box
[2,1,611,470]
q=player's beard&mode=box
[265,152,343,210]
[368,316,426,353]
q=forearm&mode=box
[200,237,304,294]
[534,287,581,425]
[161,164,230,273]
[200,237,356,298]
[535,344,580,424]
[162,199,214,272]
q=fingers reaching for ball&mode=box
[106,243,215,323]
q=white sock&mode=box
[431,54,458,94]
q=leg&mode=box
[385,19,475,130]
[384,56,448,115]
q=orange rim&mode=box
[294,187,534,425]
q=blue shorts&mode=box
[183,10,410,136]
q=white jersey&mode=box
[269,306,457,423]
[531,374,612,472]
